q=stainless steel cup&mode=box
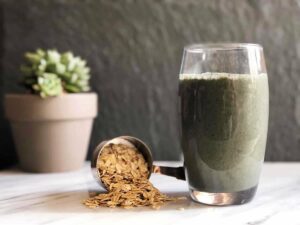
[91,135,185,189]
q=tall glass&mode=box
[179,43,269,205]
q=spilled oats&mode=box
[84,143,177,209]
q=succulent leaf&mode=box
[33,73,62,98]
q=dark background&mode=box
[1,0,300,168]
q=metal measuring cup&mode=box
[91,136,185,189]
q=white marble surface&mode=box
[1,162,300,225]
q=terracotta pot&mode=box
[4,93,98,173]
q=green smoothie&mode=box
[179,73,269,193]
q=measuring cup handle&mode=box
[152,165,186,180]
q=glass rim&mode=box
[184,43,263,52]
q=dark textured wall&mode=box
[1,0,300,168]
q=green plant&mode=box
[21,49,91,98]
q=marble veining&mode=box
[1,162,300,225]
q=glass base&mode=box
[190,185,257,206]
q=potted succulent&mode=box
[5,49,98,173]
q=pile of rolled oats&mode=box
[84,143,176,209]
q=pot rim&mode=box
[5,92,98,122]
[5,92,97,98]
